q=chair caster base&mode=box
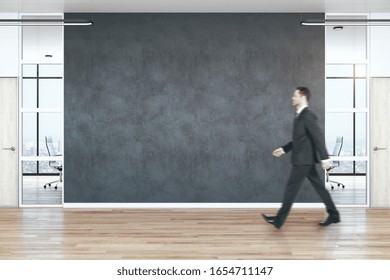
[329,183,345,190]
[43,182,60,189]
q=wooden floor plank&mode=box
[0,207,389,260]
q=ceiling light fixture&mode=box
[0,19,93,26]
[301,19,390,26]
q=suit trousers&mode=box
[276,164,338,225]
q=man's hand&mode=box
[272,148,284,157]
[321,161,331,171]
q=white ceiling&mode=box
[1,0,390,13]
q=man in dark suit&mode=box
[262,87,340,229]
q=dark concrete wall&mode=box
[64,13,325,203]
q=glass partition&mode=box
[21,63,63,206]
[325,62,368,205]
[327,161,367,205]
[22,160,63,205]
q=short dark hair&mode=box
[296,86,311,102]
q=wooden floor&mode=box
[0,207,389,260]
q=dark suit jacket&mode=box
[282,107,329,165]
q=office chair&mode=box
[43,136,63,190]
[326,136,345,190]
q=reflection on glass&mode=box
[328,160,367,174]
[329,160,352,174]
[21,60,63,206]
[325,79,353,108]
[39,113,63,155]
[327,161,367,205]
[22,113,62,157]
[326,64,354,77]
[327,173,367,205]
[355,64,366,77]
[39,79,63,108]
[22,79,37,108]
[326,113,353,156]
[22,160,63,205]
[39,64,63,77]
[22,64,37,77]
[23,161,36,174]
[356,113,367,156]
[326,113,367,157]
[356,160,367,174]
[39,161,61,174]
[22,113,37,157]
[355,79,367,108]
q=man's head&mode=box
[292,86,310,108]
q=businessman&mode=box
[262,87,340,229]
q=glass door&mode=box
[19,14,64,206]
[21,64,63,205]
[325,14,369,206]
[325,63,368,205]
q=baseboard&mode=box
[63,202,327,209]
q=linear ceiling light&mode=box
[301,19,390,26]
[0,19,93,26]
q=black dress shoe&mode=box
[261,214,282,229]
[319,215,340,226]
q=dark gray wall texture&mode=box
[64,13,325,203]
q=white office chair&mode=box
[43,136,63,190]
[326,136,345,190]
